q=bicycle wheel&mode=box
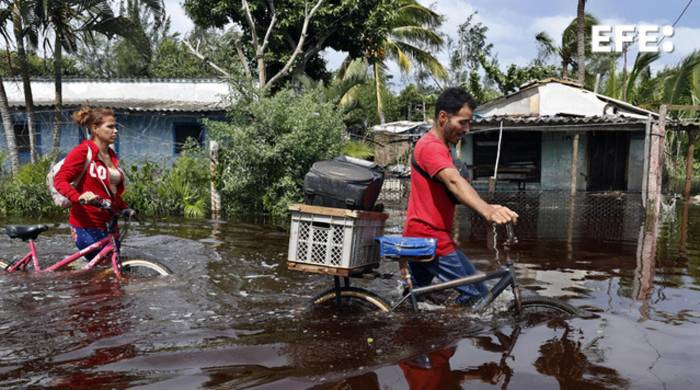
[310,286,391,313]
[104,259,172,277]
[508,296,580,319]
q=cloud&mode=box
[164,0,194,36]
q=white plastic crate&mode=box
[288,204,388,270]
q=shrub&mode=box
[123,144,210,217]
[342,140,374,160]
[0,157,62,217]
[208,87,344,217]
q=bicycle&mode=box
[310,223,582,319]
[0,197,172,278]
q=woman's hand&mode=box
[484,204,519,225]
[78,191,98,204]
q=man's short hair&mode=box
[434,87,477,119]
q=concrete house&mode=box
[0,78,230,165]
[463,78,658,192]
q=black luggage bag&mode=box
[303,156,384,211]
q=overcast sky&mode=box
[165,0,700,84]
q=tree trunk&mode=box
[562,60,569,79]
[12,6,38,163]
[576,0,586,85]
[51,35,63,157]
[0,75,19,174]
[684,130,697,200]
[374,62,385,124]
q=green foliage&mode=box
[208,87,344,217]
[0,157,60,217]
[123,144,210,218]
[184,0,396,87]
[480,55,558,94]
[343,140,374,159]
[342,79,400,127]
[0,50,79,77]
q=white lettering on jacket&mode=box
[89,163,107,181]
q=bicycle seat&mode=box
[376,236,436,261]
[5,225,50,241]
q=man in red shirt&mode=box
[404,87,518,306]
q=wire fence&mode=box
[379,177,646,244]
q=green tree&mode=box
[535,13,598,80]
[5,0,41,163]
[480,55,558,94]
[447,12,492,87]
[72,0,165,78]
[364,0,446,123]
[207,87,345,216]
[40,0,163,155]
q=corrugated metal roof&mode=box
[475,78,656,120]
[3,79,231,112]
[473,114,647,126]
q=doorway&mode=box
[587,131,629,191]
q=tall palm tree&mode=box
[41,0,163,156]
[0,2,19,173]
[576,0,586,84]
[10,0,40,163]
[0,75,18,173]
[366,0,446,124]
[535,13,598,80]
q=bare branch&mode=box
[183,39,231,78]
[241,0,260,52]
[260,0,277,54]
[233,35,253,80]
[264,0,324,91]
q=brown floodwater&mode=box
[0,193,698,389]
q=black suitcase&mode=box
[303,156,384,210]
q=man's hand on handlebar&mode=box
[484,204,519,225]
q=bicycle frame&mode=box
[391,260,521,312]
[4,207,128,278]
[387,224,522,312]
[5,232,123,277]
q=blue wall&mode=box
[0,109,227,168]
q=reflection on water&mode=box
[0,192,699,388]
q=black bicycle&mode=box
[311,223,582,319]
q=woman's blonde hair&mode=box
[72,107,115,139]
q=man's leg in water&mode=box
[410,250,487,305]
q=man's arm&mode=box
[435,167,518,224]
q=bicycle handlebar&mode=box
[79,197,136,220]
[79,197,112,210]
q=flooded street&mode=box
[1,193,699,389]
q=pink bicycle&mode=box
[0,198,171,278]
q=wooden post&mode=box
[646,105,667,225]
[489,121,504,195]
[570,133,579,195]
[210,140,221,220]
[683,130,697,200]
[641,116,652,208]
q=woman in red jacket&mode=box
[54,107,128,259]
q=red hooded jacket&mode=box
[54,140,127,229]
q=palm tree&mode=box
[365,0,446,124]
[0,2,19,173]
[10,0,40,163]
[535,13,598,80]
[41,0,164,156]
[576,0,586,84]
[0,75,19,174]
